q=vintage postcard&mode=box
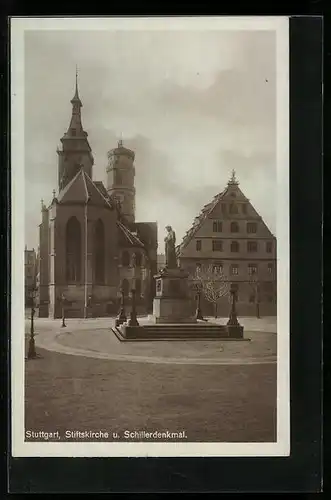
[11,16,289,457]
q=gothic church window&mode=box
[66,216,81,283]
[135,279,142,297]
[122,251,130,267]
[135,252,142,267]
[94,219,105,284]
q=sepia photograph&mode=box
[11,16,290,457]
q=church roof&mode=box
[93,181,109,198]
[117,220,145,249]
[57,168,113,208]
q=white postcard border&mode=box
[11,16,290,458]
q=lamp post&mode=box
[128,287,139,326]
[195,283,204,320]
[61,293,66,328]
[115,288,127,327]
[27,286,37,359]
[191,269,204,321]
[227,283,240,326]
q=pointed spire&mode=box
[228,169,239,186]
[71,65,82,107]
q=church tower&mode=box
[106,139,136,223]
[57,69,94,191]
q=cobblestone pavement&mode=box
[29,316,277,365]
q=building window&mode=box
[122,251,130,266]
[266,241,273,253]
[247,241,258,252]
[212,240,223,252]
[221,203,227,214]
[212,262,223,273]
[247,222,257,233]
[230,241,239,252]
[213,221,222,232]
[242,204,247,214]
[196,240,202,251]
[229,203,238,214]
[65,216,81,283]
[135,278,142,297]
[121,278,129,296]
[268,263,274,274]
[230,264,239,275]
[248,264,258,275]
[94,219,105,284]
[230,221,239,233]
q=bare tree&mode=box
[191,264,230,318]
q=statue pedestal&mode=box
[152,267,196,324]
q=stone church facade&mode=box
[37,76,157,318]
[177,171,277,317]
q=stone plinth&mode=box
[227,325,244,339]
[152,267,196,324]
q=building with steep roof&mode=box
[38,74,157,318]
[177,170,277,317]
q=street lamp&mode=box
[115,288,127,327]
[227,283,240,327]
[61,293,66,328]
[128,287,139,326]
[27,286,37,359]
[190,269,204,321]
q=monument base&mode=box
[153,266,196,323]
[227,325,244,339]
[112,322,248,341]
[152,297,196,323]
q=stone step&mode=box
[112,329,228,342]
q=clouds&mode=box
[24,27,277,251]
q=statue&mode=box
[164,225,178,269]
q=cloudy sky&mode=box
[24,26,277,252]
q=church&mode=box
[37,75,158,319]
